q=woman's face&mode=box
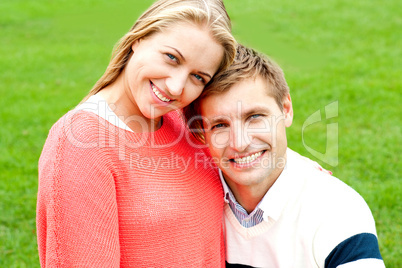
[123,22,225,120]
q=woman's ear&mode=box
[283,93,293,127]
[131,39,140,51]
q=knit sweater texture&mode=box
[37,109,225,267]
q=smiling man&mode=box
[185,45,385,268]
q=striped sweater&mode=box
[224,149,384,268]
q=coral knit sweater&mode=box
[37,109,225,267]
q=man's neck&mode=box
[226,166,285,214]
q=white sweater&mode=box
[224,149,385,268]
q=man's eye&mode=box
[211,123,226,130]
[250,114,263,119]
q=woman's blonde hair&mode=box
[84,0,236,101]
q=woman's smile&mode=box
[150,81,173,103]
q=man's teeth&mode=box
[234,151,263,164]
[152,84,171,102]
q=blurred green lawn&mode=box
[0,0,400,267]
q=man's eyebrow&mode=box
[241,106,271,119]
[166,46,212,79]
[204,115,229,128]
[244,108,263,117]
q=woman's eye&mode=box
[166,53,178,62]
[193,74,204,83]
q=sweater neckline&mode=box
[75,94,187,146]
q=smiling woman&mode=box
[36,0,236,267]
[97,22,224,131]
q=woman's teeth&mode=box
[234,151,263,164]
[152,84,171,102]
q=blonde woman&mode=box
[36,0,236,267]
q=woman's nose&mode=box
[165,71,187,96]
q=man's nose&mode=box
[229,123,250,152]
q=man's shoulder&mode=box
[286,148,369,213]
[285,150,382,267]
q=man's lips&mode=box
[230,150,266,165]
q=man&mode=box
[184,44,384,267]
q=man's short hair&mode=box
[184,44,290,142]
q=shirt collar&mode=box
[219,148,299,222]
[218,169,231,204]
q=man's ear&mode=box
[283,93,293,127]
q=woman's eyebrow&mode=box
[166,46,212,79]
[166,46,185,60]
[198,71,212,79]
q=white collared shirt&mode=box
[218,156,292,227]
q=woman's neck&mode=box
[97,75,162,133]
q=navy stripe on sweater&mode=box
[325,233,382,268]
[226,261,257,268]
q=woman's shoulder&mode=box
[48,109,105,139]
[41,110,111,161]
[61,108,105,129]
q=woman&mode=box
[36,0,236,267]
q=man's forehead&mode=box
[201,91,276,115]
[201,98,276,120]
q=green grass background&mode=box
[1,0,400,266]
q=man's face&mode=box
[200,76,293,190]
